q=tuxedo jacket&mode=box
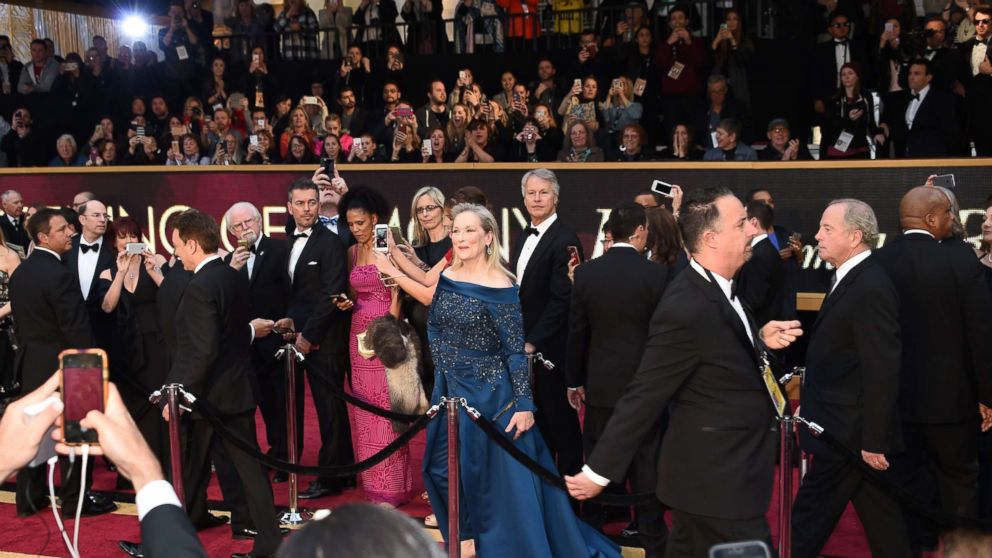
[9,249,94,392]
[566,246,668,408]
[223,235,289,367]
[510,217,581,368]
[926,47,963,91]
[167,258,254,416]
[0,214,29,250]
[156,258,192,358]
[883,87,959,158]
[811,39,872,101]
[62,235,116,345]
[587,267,778,520]
[960,38,992,118]
[285,224,349,353]
[140,503,207,558]
[738,237,787,327]
[874,233,992,423]
[799,255,902,457]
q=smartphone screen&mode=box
[61,351,107,445]
[321,156,335,178]
[931,173,955,189]
[374,225,389,252]
[651,180,674,197]
[567,245,580,265]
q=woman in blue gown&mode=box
[423,203,621,558]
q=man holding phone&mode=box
[63,200,116,351]
[9,208,100,517]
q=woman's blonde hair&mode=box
[449,203,514,281]
[410,186,446,248]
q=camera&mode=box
[192,106,202,117]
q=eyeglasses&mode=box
[84,213,109,220]
[229,217,257,231]
[416,204,441,214]
[976,18,991,26]
[830,21,851,28]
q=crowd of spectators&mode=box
[1,0,991,167]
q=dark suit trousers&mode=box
[585,405,667,555]
[16,455,89,514]
[182,413,280,556]
[792,451,910,558]
[305,348,355,484]
[667,508,771,558]
[251,355,297,461]
[534,367,583,476]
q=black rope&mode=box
[192,396,435,477]
[466,410,657,507]
[800,421,992,531]
[298,357,424,422]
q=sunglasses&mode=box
[830,22,851,28]
[976,18,991,26]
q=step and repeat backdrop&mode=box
[2,161,989,291]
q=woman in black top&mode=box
[820,62,885,160]
[656,123,706,160]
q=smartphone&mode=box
[89,146,99,163]
[172,140,180,153]
[302,95,319,105]
[567,245,580,266]
[212,103,223,112]
[395,107,414,118]
[237,238,250,250]
[126,242,147,255]
[257,118,265,128]
[389,225,407,246]
[60,349,109,446]
[422,141,433,156]
[612,78,621,89]
[650,179,675,198]
[720,23,728,31]
[320,156,336,178]
[353,137,363,149]
[513,93,521,103]
[204,115,213,123]
[709,540,771,558]
[931,173,955,189]
[884,22,894,33]
[573,78,582,88]
[458,70,466,81]
[331,293,350,303]
[374,224,389,252]
[95,124,103,133]
[135,126,145,138]
[252,53,260,63]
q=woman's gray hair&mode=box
[57,134,77,151]
[520,168,560,198]
[829,198,879,248]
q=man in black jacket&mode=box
[165,209,281,558]
[881,59,959,158]
[0,189,29,249]
[811,12,872,113]
[791,199,910,558]
[511,168,583,476]
[566,201,668,555]
[63,200,115,349]
[960,5,992,155]
[566,188,803,556]
[10,208,97,516]
[739,201,787,326]
[874,186,992,548]
[285,177,355,500]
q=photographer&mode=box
[158,3,201,96]
[165,134,209,165]
[245,129,276,164]
[511,117,556,162]
[1,108,46,167]
[211,132,243,165]
[506,83,532,132]
[348,133,385,163]
[274,0,320,60]
[389,121,422,162]
[125,132,164,165]
[336,46,372,108]
[558,76,603,134]
[421,126,456,162]
[601,76,643,141]
[877,18,911,94]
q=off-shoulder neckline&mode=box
[438,274,520,304]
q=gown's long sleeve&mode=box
[485,299,534,412]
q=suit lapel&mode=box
[521,219,560,292]
[292,227,320,282]
[812,256,872,332]
[687,269,758,365]
[250,235,268,287]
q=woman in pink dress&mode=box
[336,186,410,506]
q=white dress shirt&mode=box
[905,85,930,130]
[830,249,871,294]
[972,41,988,76]
[903,229,934,238]
[834,39,851,86]
[581,257,754,488]
[515,213,557,282]
[246,235,262,280]
[324,214,340,235]
[77,237,102,300]
[135,480,183,521]
[288,226,312,283]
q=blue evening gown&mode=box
[423,274,621,558]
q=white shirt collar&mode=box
[912,84,930,101]
[294,225,313,237]
[194,254,220,274]
[530,212,557,236]
[750,233,769,247]
[610,242,635,250]
[903,229,934,238]
[831,249,871,292]
[689,258,734,300]
[253,234,263,250]
[34,246,61,261]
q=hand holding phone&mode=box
[60,349,108,445]
[651,179,675,198]
[567,245,581,266]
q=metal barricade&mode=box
[275,343,312,526]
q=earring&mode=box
[486,244,492,255]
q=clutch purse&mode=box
[356,331,376,359]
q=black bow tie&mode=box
[292,232,310,241]
[834,39,848,46]
[911,92,920,101]
[524,227,539,237]
[248,244,258,254]
[80,243,100,254]
[925,47,936,54]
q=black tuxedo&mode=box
[875,233,992,523]
[62,235,116,347]
[566,245,669,551]
[0,213,29,250]
[811,38,872,102]
[792,254,909,558]
[169,257,280,556]
[9,248,94,514]
[511,216,583,476]
[587,264,777,555]
[960,38,992,155]
[140,503,207,558]
[738,236,787,326]
[156,258,192,358]
[223,235,294,460]
[883,87,959,158]
[925,46,963,91]
[285,224,354,483]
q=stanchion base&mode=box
[279,508,314,527]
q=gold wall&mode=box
[0,3,127,62]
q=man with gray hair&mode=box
[510,168,584,480]
[0,189,28,248]
[791,198,910,557]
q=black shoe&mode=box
[298,479,342,500]
[621,520,640,537]
[272,471,288,483]
[232,527,290,540]
[63,493,118,517]
[118,540,144,558]
[193,513,230,530]
[16,496,51,517]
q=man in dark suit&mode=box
[62,200,116,348]
[566,188,803,556]
[739,201,787,326]
[10,208,100,516]
[791,199,910,558]
[566,201,669,555]
[960,5,992,155]
[511,168,583,476]
[922,17,962,91]
[223,202,292,471]
[811,12,872,113]
[0,189,29,249]
[164,209,280,558]
[874,187,992,548]
[317,170,352,247]
[284,177,355,500]
[882,59,959,158]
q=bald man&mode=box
[874,186,992,550]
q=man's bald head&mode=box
[899,186,954,240]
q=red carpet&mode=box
[0,380,871,557]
